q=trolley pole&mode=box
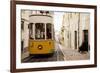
[78,13,80,50]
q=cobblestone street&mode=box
[58,43,90,61]
[22,42,90,63]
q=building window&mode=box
[21,41,24,52]
[29,23,34,39]
[21,21,24,31]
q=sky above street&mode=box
[53,12,64,34]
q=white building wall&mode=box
[21,10,31,49]
[79,13,90,47]
[61,12,90,50]
[21,10,32,60]
[23,21,29,48]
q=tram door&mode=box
[83,30,88,51]
[83,30,88,42]
[74,31,77,49]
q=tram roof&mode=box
[29,14,53,18]
[21,18,29,22]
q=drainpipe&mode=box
[78,13,80,50]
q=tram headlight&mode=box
[38,45,43,50]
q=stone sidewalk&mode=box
[58,44,90,61]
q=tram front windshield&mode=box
[29,23,52,40]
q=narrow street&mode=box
[22,41,90,63]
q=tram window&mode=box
[46,23,52,39]
[29,23,34,39]
[35,23,45,39]
[21,21,24,30]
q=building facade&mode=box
[61,12,90,50]
[21,10,31,60]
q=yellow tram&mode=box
[28,11,55,56]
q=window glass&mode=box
[35,23,45,39]
[21,41,24,53]
[29,23,34,39]
[21,21,24,31]
[46,23,52,39]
